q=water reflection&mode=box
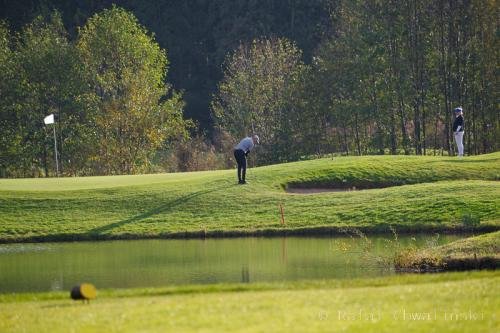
[241,265,250,283]
[0,235,460,293]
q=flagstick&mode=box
[53,125,59,177]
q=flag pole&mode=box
[53,125,59,177]
[44,114,58,177]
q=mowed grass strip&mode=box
[0,153,499,242]
[0,271,498,333]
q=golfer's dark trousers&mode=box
[233,149,246,182]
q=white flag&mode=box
[44,114,54,125]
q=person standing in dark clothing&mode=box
[453,107,465,157]
[233,135,259,184]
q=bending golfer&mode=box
[233,135,259,184]
[453,107,464,157]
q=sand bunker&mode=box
[286,183,399,194]
[286,187,360,194]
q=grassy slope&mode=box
[429,231,500,257]
[0,153,499,242]
[396,231,500,271]
[0,271,498,332]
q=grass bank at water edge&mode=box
[395,231,500,271]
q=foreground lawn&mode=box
[0,271,498,332]
[0,153,499,242]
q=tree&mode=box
[0,22,23,177]
[2,12,95,177]
[211,37,307,163]
[313,0,383,156]
[0,1,334,132]
[77,6,189,174]
[312,0,498,156]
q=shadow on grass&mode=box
[41,302,81,308]
[428,157,500,164]
[88,182,232,236]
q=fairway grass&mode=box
[0,153,499,242]
[0,271,498,332]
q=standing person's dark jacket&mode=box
[453,115,464,132]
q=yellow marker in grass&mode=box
[70,283,97,303]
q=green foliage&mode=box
[212,37,308,163]
[0,7,189,176]
[0,2,498,175]
[7,11,95,176]
[0,22,23,177]
[77,6,189,174]
[312,0,498,157]
[160,133,232,172]
[0,1,334,129]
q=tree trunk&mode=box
[342,119,349,156]
[438,1,451,154]
[398,92,410,155]
[390,109,397,154]
[354,112,361,156]
[43,142,49,177]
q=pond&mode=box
[0,235,461,293]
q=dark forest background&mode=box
[1,0,332,129]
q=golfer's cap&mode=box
[253,134,260,144]
[454,107,463,113]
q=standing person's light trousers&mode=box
[454,131,464,156]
